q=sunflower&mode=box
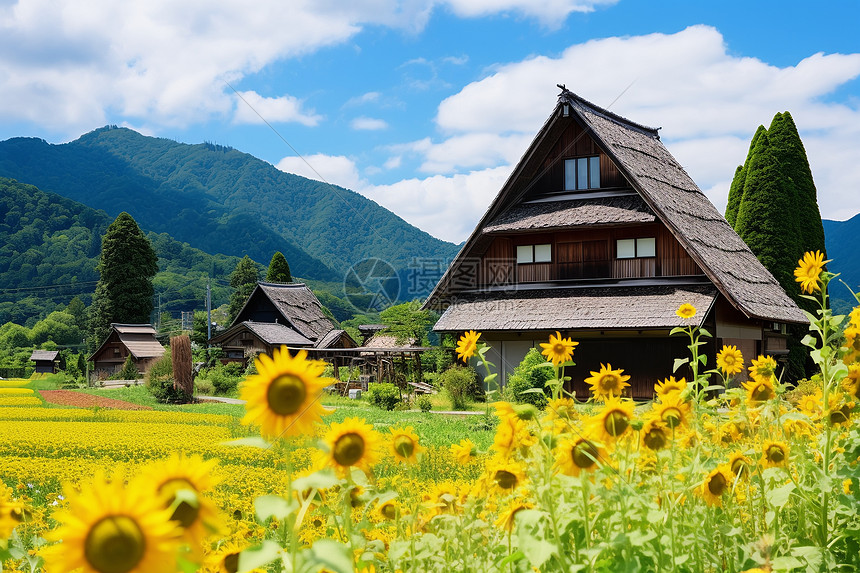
[743,377,776,405]
[202,539,250,573]
[748,355,777,383]
[654,376,687,399]
[555,434,605,477]
[826,392,854,426]
[700,466,731,507]
[844,326,860,365]
[585,363,631,401]
[388,426,424,463]
[422,482,462,518]
[47,470,181,573]
[539,331,578,366]
[135,453,224,550]
[676,303,697,320]
[640,417,669,451]
[716,345,745,376]
[239,347,332,439]
[589,395,634,443]
[323,417,381,477]
[0,485,25,539]
[761,440,789,468]
[494,497,534,533]
[727,451,752,480]
[794,250,826,294]
[375,499,400,521]
[450,438,477,465]
[844,363,860,399]
[543,397,577,424]
[490,413,536,458]
[455,330,481,362]
[487,458,527,494]
[797,390,823,419]
[652,393,691,430]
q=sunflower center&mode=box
[723,355,736,366]
[223,552,240,573]
[158,478,200,528]
[572,441,598,469]
[603,411,629,437]
[661,407,682,428]
[84,515,146,573]
[599,375,618,391]
[829,404,850,425]
[267,374,307,416]
[707,472,727,497]
[333,432,365,467]
[731,458,747,477]
[380,502,397,520]
[393,435,415,459]
[766,445,785,464]
[643,427,667,450]
[751,384,774,402]
[553,343,566,355]
[494,470,518,490]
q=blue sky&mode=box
[1,0,858,243]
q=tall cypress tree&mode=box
[228,255,260,324]
[89,212,159,345]
[767,112,826,260]
[265,252,292,283]
[734,131,797,291]
[725,125,766,227]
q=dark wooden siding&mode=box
[477,224,703,286]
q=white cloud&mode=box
[233,91,321,126]
[275,153,364,191]
[344,92,382,107]
[351,116,389,131]
[443,0,619,25]
[415,25,860,240]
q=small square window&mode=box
[636,237,656,257]
[516,245,534,264]
[564,156,601,191]
[616,239,636,259]
[534,244,552,263]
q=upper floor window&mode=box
[616,237,656,259]
[516,244,552,264]
[564,156,601,191]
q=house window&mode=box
[516,244,552,264]
[617,237,656,259]
[564,156,601,190]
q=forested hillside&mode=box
[0,127,460,281]
[0,177,240,325]
[823,215,860,312]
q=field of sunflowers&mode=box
[1,251,859,573]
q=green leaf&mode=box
[770,556,803,570]
[484,373,498,384]
[698,327,712,338]
[237,540,282,573]
[221,437,272,449]
[518,388,547,395]
[515,510,556,568]
[304,539,353,573]
[254,495,297,522]
[673,358,689,373]
[291,469,339,492]
[766,481,795,509]
[669,327,687,336]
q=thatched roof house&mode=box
[30,350,59,374]
[89,324,165,380]
[424,88,806,398]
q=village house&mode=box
[208,282,357,364]
[30,350,59,374]
[424,88,807,399]
[89,323,165,380]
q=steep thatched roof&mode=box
[30,350,59,362]
[314,329,357,349]
[485,194,655,233]
[233,283,336,341]
[435,285,717,331]
[242,321,314,346]
[89,323,165,362]
[424,89,806,326]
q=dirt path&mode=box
[39,390,153,410]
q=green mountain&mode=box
[0,176,241,326]
[0,126,460,283]
[823,215,860,312]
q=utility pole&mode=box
[206,279,212,342]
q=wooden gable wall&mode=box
[475,223,703,288]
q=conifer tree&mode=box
[265,252,292,283]
[725,125,766,227]
[89,212,158,345]
[228,255,260,324]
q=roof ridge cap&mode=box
[558,88,660,137]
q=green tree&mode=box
[228,255,259,324]
[380,300,434,345]
[89,212,159,345]
[725,125,765,227]
[265,251,292,283]
[191,310,210,346]
[66,296,88,333]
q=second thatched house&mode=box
[89,323,166,380]
[423,88,807,399]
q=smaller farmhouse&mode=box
[30,350,59,374]
[209,283,356,364]
[89,323,165,379]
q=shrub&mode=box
[204,363,244,396]
[194,378,214,395]
[145,353,188,404]
[502,347,552,409]
[416,394,433,412]
[438,365,477,411]
[365,382,401,411]
[116,354,139,381]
